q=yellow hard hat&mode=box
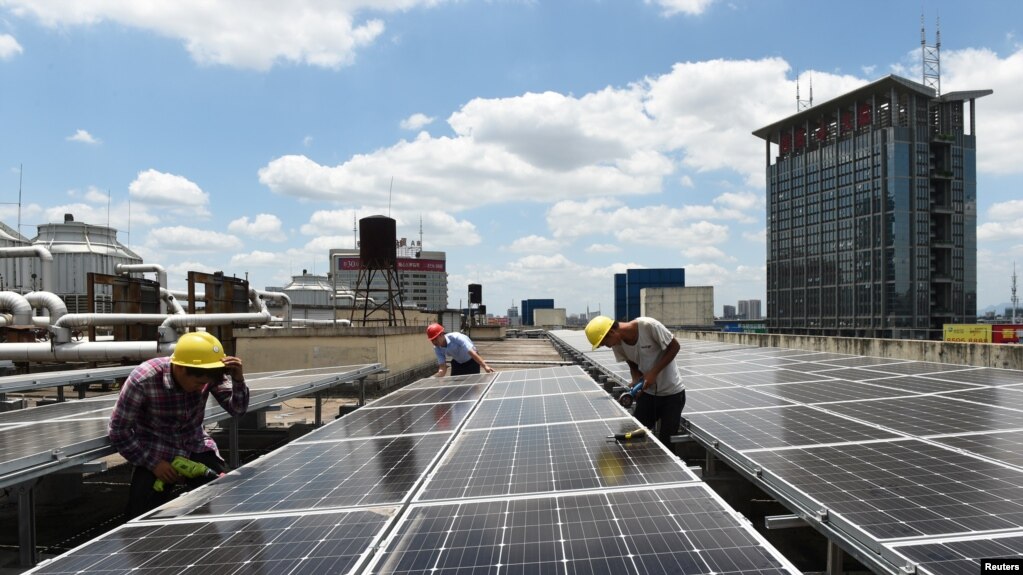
[170,332,227,368]
[585,316,614,350]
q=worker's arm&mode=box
[469,349,494,373]
[434,363,449,378]
[209,356,249,415]
[625,359,643,385]
[640,338,680,392]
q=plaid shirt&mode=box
[108,357,249,471]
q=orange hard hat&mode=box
[426,323,445,340]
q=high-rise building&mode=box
[748,299,762,320]
[723,305,736,319]
[737,300,750,320]
[754,75,990,339]
[521,299,554,326]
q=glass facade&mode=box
[756,76,985,339]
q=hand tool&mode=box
[617,379,644,408]
[153,455,221,492]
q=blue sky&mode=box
[1,0,1021,316]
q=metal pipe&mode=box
[160,288,186,315]
[274,318,352,327]
[158,310,271,342]
[50,313,172,343]
[24,291,68,323]
[0,341,172,362]
[255,289,291,325]
[0,291,32,325]
[0,246,53,293]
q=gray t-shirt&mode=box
[611,317,685,396]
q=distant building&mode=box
[748,299,762,320]
[521,299,554,326]
[507,304,521,327]
[723,305,736,319]
[330,245,447,310]
[754,75,990,339]
[614,268,685,321]
[737,300,750,320]
[533,308,567,328]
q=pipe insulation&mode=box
[0,291,32,325]
[0,246,54,293]
[0,341,173,362]
[24,291,68,322]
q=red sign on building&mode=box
[337,257,446,273]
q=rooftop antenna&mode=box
[921,12,941,95]
[1012,262,1019,324]
[796,72,813,111]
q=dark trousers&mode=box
[126,450,228,519]
[634,390,686,454]
[450,359,481,376]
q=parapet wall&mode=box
[678,330,1023,371]
[234,326,435,377]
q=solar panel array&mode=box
[548,329,1023,575]
[28,365,800,574]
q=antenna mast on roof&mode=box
[796,72,813,111]
[353,212,357,249]
[1013,262,1019,324]
[921,13,941,95]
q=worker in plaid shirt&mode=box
[109,331,248,517]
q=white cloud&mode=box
[258,57,892,211]
[302,135,313,147]
[0,1,451,70]
[128,169,211,217]
[41,201,159,231]
[585,243,622,254]
[742,228,766,244]
[145,225,243,252]
[0,34,23,59]
[979,222,1023,242]
[942,46,1023,175]
[400,113,435,130]
[505,235,560,254]
[547,198,735,246]
[300,208,480,249]
[228,214,287,242]
[986,199,1023,222]
[683,246,733,262]
[646,0,716,17]
[66,129,100,145]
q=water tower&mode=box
[350,215,406,326]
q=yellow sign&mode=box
[943,324,991,343]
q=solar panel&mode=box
[369,485,799,575]
[684,387,796,414]
[821,395,1023,437]
[419,419,695,501]
[486,366,602,398]
[863,375,985,394]
[751,379,912,404]
[707,368,832,386]
[28,507,397,575]
[933,386,1023,412]
[148,432,451,518]
[368,383,490,407]
[684,405,903,451]
[886,532,1023,575]
[307,402,476,439]
[744,438,1023,539]
[466,391,623,429]
[932,430,1023,470]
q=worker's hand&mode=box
[641,370,658,392]
[153,460,181,485]
[222,356,245,383]
[482,364,495,373]
[434,365,448,378]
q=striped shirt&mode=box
[108,357,249,471]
